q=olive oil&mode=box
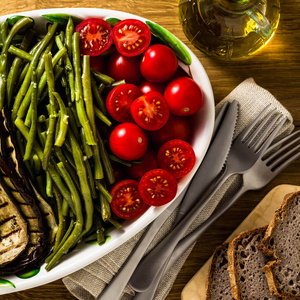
[178,0,280,60]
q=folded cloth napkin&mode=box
[63,78,294,300]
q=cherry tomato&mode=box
[157,139,196,178]
[126,149,158,181]
[130,91,170,131]
[149,115,190,147]
[106,84,143,122]
[138,169,178,206]
[109,123,148,161]
[164,77,203,116]
[140,44,178,83]
[75,18,113,56]
[110,179,149,219]
[107,52,143,84]
[112,19,151,57]
[139,80,166,95]
[90,55,107,73]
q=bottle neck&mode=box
[214,0,259,13]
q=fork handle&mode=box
[128,168,230,292]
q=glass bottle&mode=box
[178,0,280,60]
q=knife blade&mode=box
[128,100,239,292]
[96,100,236,300]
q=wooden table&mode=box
[1,0,300,299]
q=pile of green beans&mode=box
[2,15,122,270]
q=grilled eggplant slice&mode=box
[0,176,29,267]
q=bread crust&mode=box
[260,191,300,299]
[227,226,271,300]
[205,243,231,299]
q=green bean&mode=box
[99,193,111,222]
[65,17,74,57]
[32,154,41,175]
[42,13,83,26]
[91,77,106,114]
[108,154,132,167]
[23,69,38,161]
[7,29,35,108]
[14,117,75,214]
[42,53,58,170]
[94,213,105,245]
[90,68,115,85]
[45,161,84,271]
[66,107,80,141]
[0,17,34,110]
[55,35,75,102]
[98,131,115,185]
[84,158,97,199]
[94,105,112,126]
[111,79,126,88]
[108,217,122,229]
[72,32,96,145]
[68,128,94,238]
[95,181,112,203]
[52,91,69,147]
[8,45,33,61]
[80,127,93,159]
[46,171,53,197]
[82,55,103,179]
[1,21,8,42]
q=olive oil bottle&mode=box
[178,0,280,60]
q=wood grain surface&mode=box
[1,0,300,299]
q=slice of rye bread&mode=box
[227,226,277,300]
[205,243,233,300]
[260,191,300,299]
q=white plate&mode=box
[0,8,214,294]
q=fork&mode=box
[128,106,287,292]
[132,129,300,300]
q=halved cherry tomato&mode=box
[75,18,113,56]
[130,91,170,131]
[109,122,148,161]
[112,19,151,57]
[157,139,196,178]
[149,115,190,147]
[110,179,149,219]
[138,169,178,206]
[126,149,158,181]
[106,84,143,122]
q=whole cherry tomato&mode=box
[149,115,190,147]
[140,44,178,83]
[107,52,143,84]
[112,19,151,57]
[75,18,113,56]
[164,77,203,116]
[126,149,158,181]
[157,139,196,178]
[138,80,166,95]
[138,169,178,206]
[130,91,170,131]
[90,55,107,73]
[110,179,149,219]
[109,123,148,161]
[106,84,143,122]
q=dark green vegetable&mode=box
[145,20,192,65]
[6,15,34,27]
[42,13,83,26]
[105,17,121,27]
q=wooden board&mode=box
[181,184,300,300]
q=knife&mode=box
[128,100,238,292]
[96,100,237,300]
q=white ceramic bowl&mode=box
[0,7,214,294]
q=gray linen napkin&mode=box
[63,78,294,300]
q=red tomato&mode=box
[140,44,178,83]
[126,149,158,181]
[164,77,203,116]
[109,123,148,161]
[107,53,143,84]
[150,115,190,147]
[157,139,196,178]
[139,80,166,95]
[75,18,113,56]
[110,179,149,219]
[90,55,107,73]
[130,91,170,131]
[112,19,151,57]
[106,84,143,122]
[138,169,178,206]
